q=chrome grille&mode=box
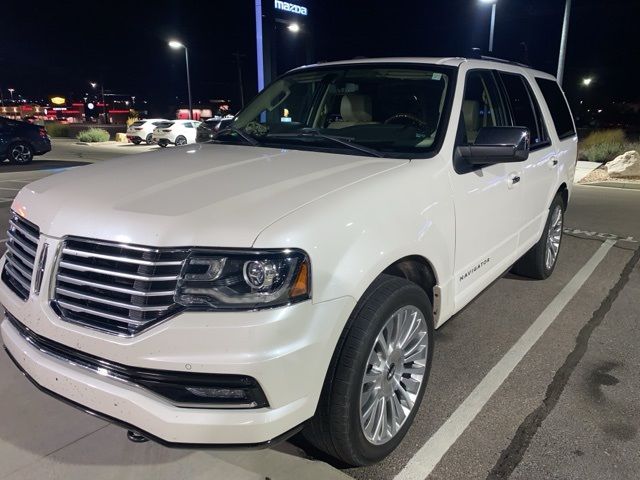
[2,211,40,300]
[52,238,189,336]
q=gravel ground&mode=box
[579,164,640,184]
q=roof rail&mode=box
[468,48,530,68]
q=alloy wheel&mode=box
[359,305,429,445]
[545,205,563,270]
[11,144,33,163]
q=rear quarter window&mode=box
[535,78,576,139]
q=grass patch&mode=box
[76,128,110,143]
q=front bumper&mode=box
[0,246,355,445]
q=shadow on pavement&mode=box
[0,160,91,173]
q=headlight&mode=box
[175,249,310,310]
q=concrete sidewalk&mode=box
[574,161,601,183]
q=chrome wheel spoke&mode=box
[360,305,428,445]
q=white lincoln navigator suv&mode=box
[1,57,576,466]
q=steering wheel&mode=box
[383,113,428,130]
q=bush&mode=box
[580,129,626,149]
[43,122,70,138]
[578,129,632,163]
[76,128,110,143]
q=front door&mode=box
[449,68,525,310]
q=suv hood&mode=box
[14,144,407,247]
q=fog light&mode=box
[186,386,249,400]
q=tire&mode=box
[158,141,167,148]
[304,274,434,466]
[175,135,187,146]
[132,139,142,145]
[8,142,34,164]
[512,194,565,279]
[145,134,153,144]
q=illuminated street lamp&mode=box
[168,40,193,120]
[479,0,498,53]
[582,77,593,86]
[287,23,300,33]
[8,88,15,103]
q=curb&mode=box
[582,181,640,190]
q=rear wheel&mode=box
[158,141,168,148]
[304,274,434,466]
[512,194,564,279]
[132,139,142,145]
[175,135,187,146]
[8,142,33,164]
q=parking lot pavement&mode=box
[0,151,639,480]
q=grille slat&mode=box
[2,212,40,300]
[58,260,180,282]
[53,237,189,336]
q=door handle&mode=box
[549,157,559,168]
[508,173,521,189]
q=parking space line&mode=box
[394,239,616,480]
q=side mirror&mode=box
[457,127,530,165]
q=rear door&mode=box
[498,72,557,251]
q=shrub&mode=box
[43,121,70,138]
[578,129,629,162]
[76,128,110,143]
[580,129,626,149]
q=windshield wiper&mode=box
[267,128,384,158]
[215,126,260,146]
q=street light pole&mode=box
[556,0,572,85]
[169,40,193,120]
[8,89,15,103]
[488,2,496,52]
[233,52,246,108]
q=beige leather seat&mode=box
[328,94,374,129]
[462,100,480,143]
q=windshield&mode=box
[224,64,453,158]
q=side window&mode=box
[535,78,576,139]
[184,122,194,129]
[499,73,549,148]
[461,70,508,144]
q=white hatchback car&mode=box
[1,57,577,466]
[152,120,202,147]
[126,119,169,145]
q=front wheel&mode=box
[304,274,434,466]
[512,194,564,279]
[132,139,142,145]
[8,142,34,164]
[145,134,153,144]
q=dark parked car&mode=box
[196,117,235,143]
[0,117,51,164]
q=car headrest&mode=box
[340,94,372,122]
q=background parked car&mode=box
[152,120,201,147]
[126,119,169,145]
[0,116,51,164]
[196,116,235,143]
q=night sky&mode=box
[1,0,638,117]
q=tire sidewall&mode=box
[145,134,153,144]
[175,136,187,146]
[342,282,434,464]
[540,197,564,277]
